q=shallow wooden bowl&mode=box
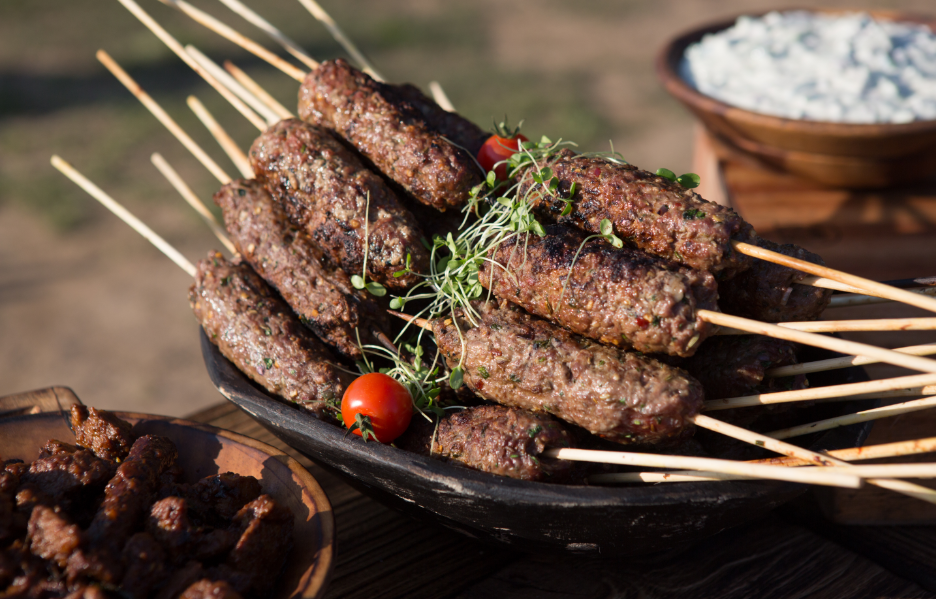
[0,387,335,599]
[201,329,875,556]
[656,9,936,188]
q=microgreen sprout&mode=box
[655,168,701,189]
[350,191,387,297]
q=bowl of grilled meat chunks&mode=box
[175,57,876,554]
[0,393,334,599]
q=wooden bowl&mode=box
[0,388,335,599]
[201,329,875,556]
[656,10,936,188]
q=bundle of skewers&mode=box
[51,0,936,503]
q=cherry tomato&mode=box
[341,373,413,443]
[477,133,528,181]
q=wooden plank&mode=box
[0,385,80,418]
[456,515,935,599]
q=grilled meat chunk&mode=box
[433,301,704,445]
[719,238,832,322]
[214,178,389,359]
[250,119,428,289]
[518,150,757,279]
[435,405,575,482]
[70,405,134,462]
[479,224,719,357]
[227,495,293,597]
[297,58,483,211]
[189,252,352,419]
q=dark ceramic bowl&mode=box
[201,329,874,555]
[0,388,335,599]
[656,9,936,188]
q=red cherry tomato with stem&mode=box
[341,373,413,443]
[477,133,528,181]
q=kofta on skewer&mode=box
[213,178,390,360]
[414,300,705,446]
[478,224,720,357]
[249,119,430,290]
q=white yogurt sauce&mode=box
[680,11,936,123]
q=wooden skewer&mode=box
[767,396,936,440]
[158,0,307,82]
[705,372,936,410]
[429,82,455,112]
[97,50,231,186]
[52,156,196,277]
[223,61,294,120]
[767,343,936,377]
[186,96,254,179]
[837,385,936,402]
[698,310,936,374]
[732,241,936,314]
[100,55,242,192]
[801,275,868,294]
[592,436,936,484]
[828,287,936,309]
[150,153,236,254]
[185,45,279,127]
[715,317,936,335]
[216,0,320,72]
[544,448,861,488]
[116,0,268,131]
[296,0,383,81]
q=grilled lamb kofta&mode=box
[213,178,390,359]
[431,301,705,445]
[249,118,429,290]
[297,58,484,212]
[189,252,352,420]
[479,224,720,357]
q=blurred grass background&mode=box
[1,0,932,415]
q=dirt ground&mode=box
[1,0,934,416]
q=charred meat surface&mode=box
[435,405,575,482]
[27,505,83,568]
[214,178,389,359]
[519,150,756,279]
[433,301,704,445]
[67,434,177,584]
[226,495,293,597]
[479,224,719,357]
[250,118,428,289]
[297,58,483,211]
[718,237,833,322]
[390,83,490,156]
[675,336,808,401]
[189,252,352,420]
[70,405,134,462]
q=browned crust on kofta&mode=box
[189,252,351,419]
[435,405,575,482]
[479,224,719,357]
[214,178,389,359]
[249,119,428,290]
[433,302,704,445]
[390,83,490,156]
[718,237,832,322]
[518,150,757,279]
[297,58,483,212]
